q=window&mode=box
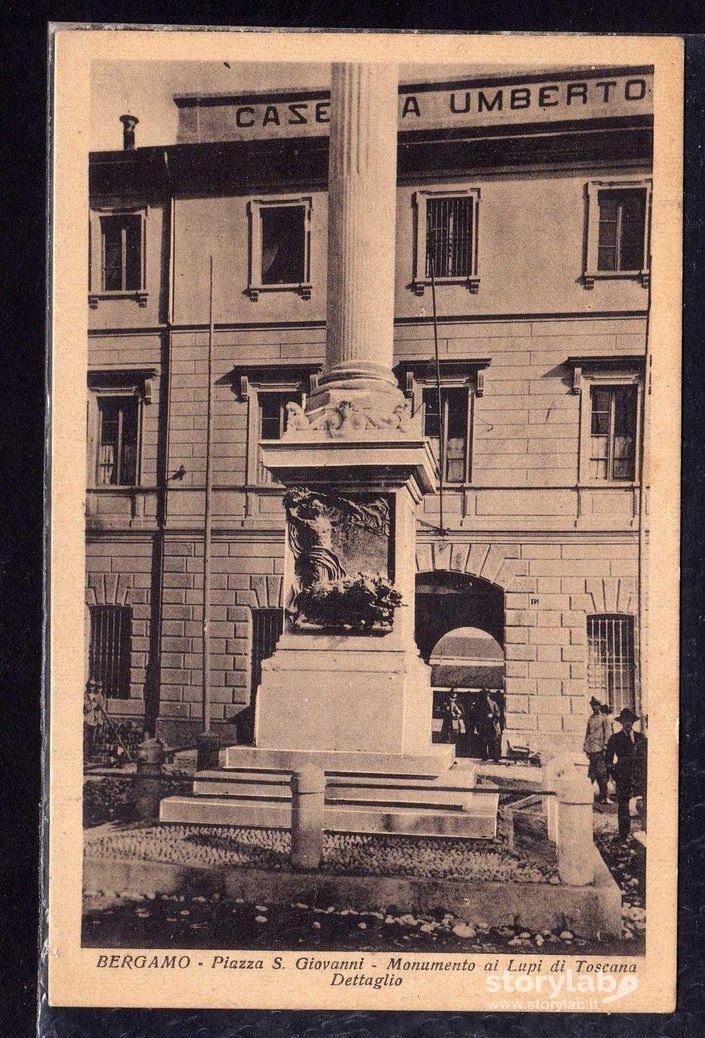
[422,387,470,484]
[89,209,147,306]
[584,180,650,288]
[597,189,647,273]
[247,197,312,300]
[587,614,635,714]
[251,608,284,695]
[257,391,301,484]
[412,189,480,296]
[88,605,132,699]
[101,214,142,291]
[234,365,317,486]
[237,607,284,744]
[260,207,306,285]
[589,385,637,481]
[96,395,139,486]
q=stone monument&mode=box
[161,64,498,838]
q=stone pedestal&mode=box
[255,635,435,756]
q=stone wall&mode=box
[416,536,639,757]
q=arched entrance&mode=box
[415,570,504,657]
[415,570,505,757]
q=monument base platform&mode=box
[159,751,499,840]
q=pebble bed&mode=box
[84,821,556,883]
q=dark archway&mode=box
[415,569,504,662]
[416,571,505,757]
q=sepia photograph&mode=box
[47,29,682,1014]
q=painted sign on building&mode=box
[176,67,653,144]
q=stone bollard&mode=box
[556,773,595,886]
[290,765,325,871]
[544,752,590,844]
[196,731,220,772]
[134,738,165,819]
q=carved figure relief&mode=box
[283,488,401,630]
[284,401,310,432]
[283,396,419,439]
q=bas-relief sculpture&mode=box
[284,397,416,439]
[282,487,402,631]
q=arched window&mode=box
[587,614,635,713]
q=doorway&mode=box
[415,570,505,756]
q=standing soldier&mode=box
[83,679,105,760]
[439,690,464,746]
[583,696,611,803]
[606,707,646,841]
[476,688,502,762]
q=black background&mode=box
[2,4,704,1036]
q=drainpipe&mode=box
[145,151,174,739]
[636,256,652,719]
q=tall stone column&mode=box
[308,63,404,418]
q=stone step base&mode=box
[192,767,482,809]
[222,745,454,775]
[159,794,498,839]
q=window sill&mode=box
[246,283,312,302]
[580,480,640,488]
[89,291,149,308]
[88,484,141,491]
[413,277,480,298]
[582,271,649,290]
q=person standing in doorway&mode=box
[477,688,502,762]
[583,696,612,803]
[606,707,646,841]
[439,690,464,746]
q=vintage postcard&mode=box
[47,28,682,1014]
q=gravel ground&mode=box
[82,798,645,955]
[85,816,556,884]
[82,892,605,952]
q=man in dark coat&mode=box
[606,707,646,840]
[476,688,502,762]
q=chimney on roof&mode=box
[119,114,139,151]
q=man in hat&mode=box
[606,707,646,840]
[583,696,612,803]
[439,689,464,746]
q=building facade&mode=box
[86,65,652,757]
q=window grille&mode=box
[422,387,469,484]
[101,214,142,292]
[589,385,637,481]
[97,396,139,486]
[88,605,132,699]
[597,188,647,272]
[587,614,635,714]
[426,196,473,279]
[257,391,301,484]
[250,608,284,700]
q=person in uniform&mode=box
[439,690,464,746]
[476,688,502,762]
[83,679,105,759]
[583,695,612,803]
[606,707,646,841]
